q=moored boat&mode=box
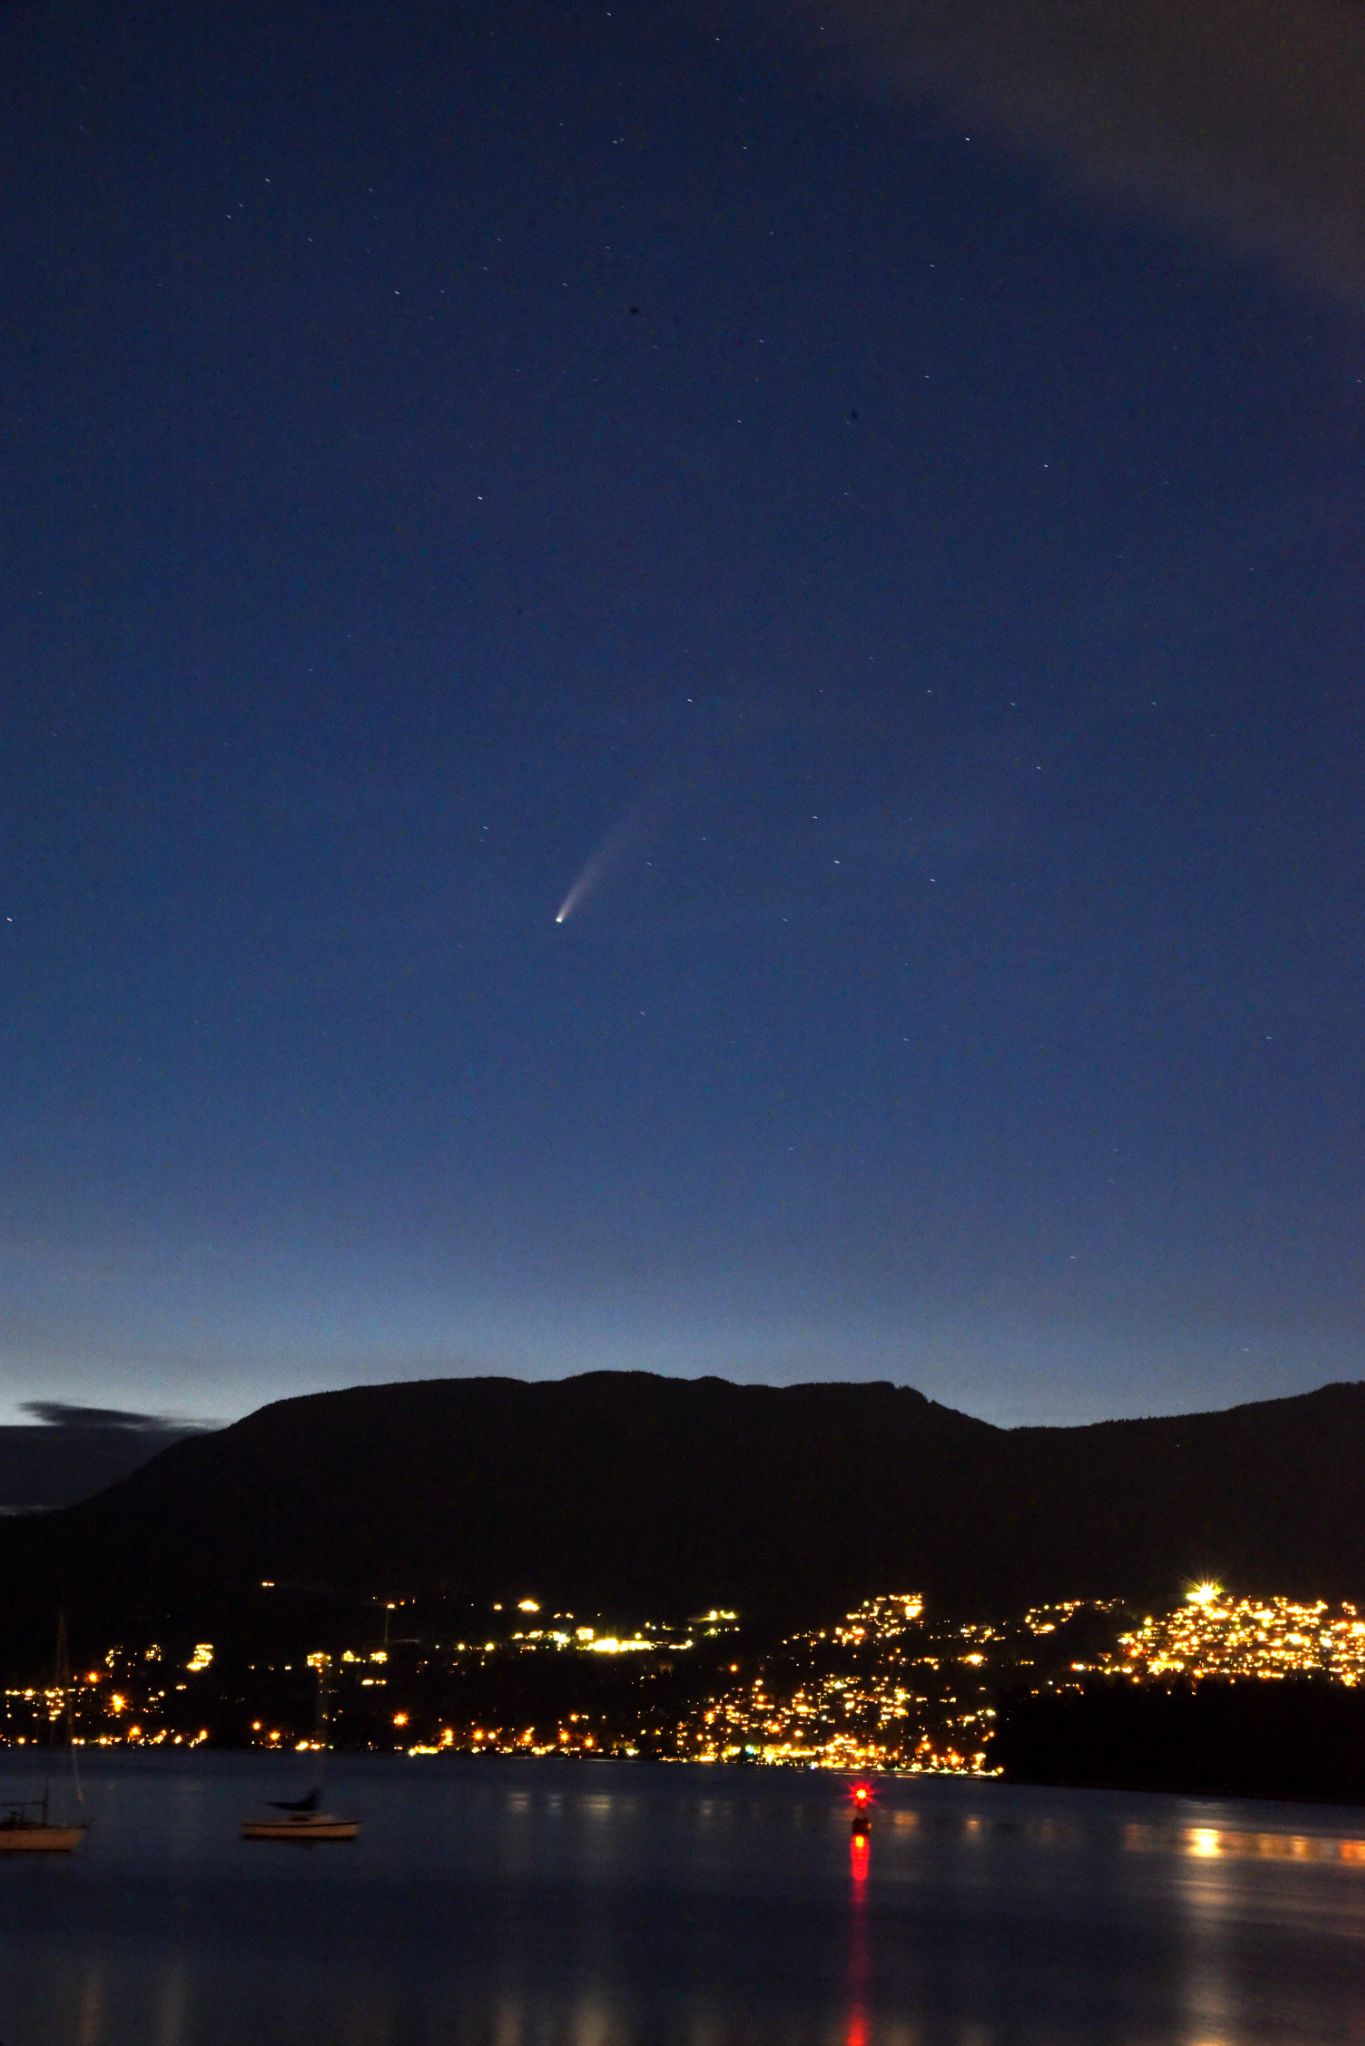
[240,1787,358,1843]
[0,1806,87,1854]
[0,1620,89,1854]
[240,1814,359,1843]
[240,1658,359,1843]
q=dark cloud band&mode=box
[21,1401,209,1434]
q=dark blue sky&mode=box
[3,0,1360,1426]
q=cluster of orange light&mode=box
[1104,1588,1365,1685]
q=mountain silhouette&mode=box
[3,1372,1362,1660]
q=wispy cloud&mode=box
[769,0,1365,306]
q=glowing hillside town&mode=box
[3,1585,1363,1769]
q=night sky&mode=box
[3,0,1360,1429]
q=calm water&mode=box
[1,1754,1363,2045]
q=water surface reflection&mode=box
[1,1756,1362,2045]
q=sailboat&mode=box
[240,1656,358,1843]
[0,1621,89,1853]
[239,1786,360,1843]
[0,1803,87,1853]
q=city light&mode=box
[1104,1594,1365,1684]
[4,1583,1362,1762]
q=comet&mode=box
[554,850,609,925]
[554,794,658,925]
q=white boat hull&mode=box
[241,1815,359,1842]
[0,1823,87,1853]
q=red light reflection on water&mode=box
[846,1823,871,2045]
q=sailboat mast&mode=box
[61,1618,85,1813]
[310,1650,332,1795]
[39,1619,62,1824]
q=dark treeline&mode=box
[994,1676,1365,1804]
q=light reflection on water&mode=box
[0,1755,1362,2045]
[1129,1819,1365,1865]
[847,1831,871,2046]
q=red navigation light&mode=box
[852,1783,872,1805]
